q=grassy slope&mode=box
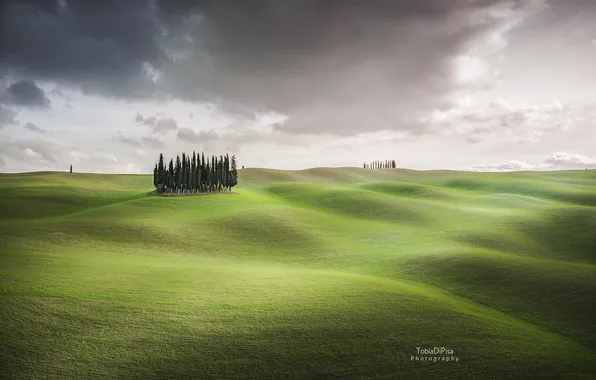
[1,168,595,379]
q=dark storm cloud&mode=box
[154,0,545,135]
[1,0,163,99]
[1,0,559,136]
[1,80,51,108]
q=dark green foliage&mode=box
[191,152,196,193]
[153,151,237,194]
[168,159,174,191]
[230,155,238,188]
[175,155,182,193]
[364,159,397,170]
[69,164,72,173]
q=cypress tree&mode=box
[158,153,165,186]
[192,151,197,193]
[168,159,174,193]
[175,155,182,193]
[210,155,215,191]
[198,152,203,192]
[186,153,190,192]
[153,164,158,189]
[182,153,187,193]
[185,153,189,193]
[219,155,224,191]
[200,152,205,192]
[70,164,72,174]
[225,154,230,191]
[206,160,211,192]
[230,155,238,188]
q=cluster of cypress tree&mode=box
[364,160,396,169]
[153,152,238,194]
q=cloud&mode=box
[114,133,166,149]
[113,134,142,148]
[2,0,163,99]
[0,137,141,173]
[469,151,596,172]
[24,122,46,134]
[137,113,178,134]
[153,117,178,134]
[422,98,580,144]
[135,112,145,123]
[141,136,165,149]
[0,105,18,127]
[142,116,157,126]
[0,137,62,165]
[544,152,596,169]
[470,160,534,172]
[154,0,551,136]
[177,127,219,143]
[0,80,51,108]
[1,0,554,137]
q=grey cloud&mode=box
[3,0,582,140]
[0,138,61,165]
[141,136,165,149]
[0,137,141,173]
[426,99,581,144]
[24,122,46,134]
[135,112,145,122]
[154,117,178,134]
[544,152,596,169]
[177,127,219,143]
[1,80,51,108]
[114,134,142,148]
[471,160,534,172]
[2,0,163,99]
[3,0,543,136]
[0,105,18,126]
[154,0,542,136]
[137,113,178,133]
[142,116,157,126]
[114,134,165,149]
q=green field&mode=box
[1,168,595,379]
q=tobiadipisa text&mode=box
[411,347,459,363]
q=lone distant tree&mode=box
[69,165,72,173]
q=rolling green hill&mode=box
[1,168,595,379]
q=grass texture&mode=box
[1,168,595,379]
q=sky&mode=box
[1,0,595,173]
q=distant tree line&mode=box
[153,152,238,194]
[364,160,396,169]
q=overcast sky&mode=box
[1,0,595,173]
